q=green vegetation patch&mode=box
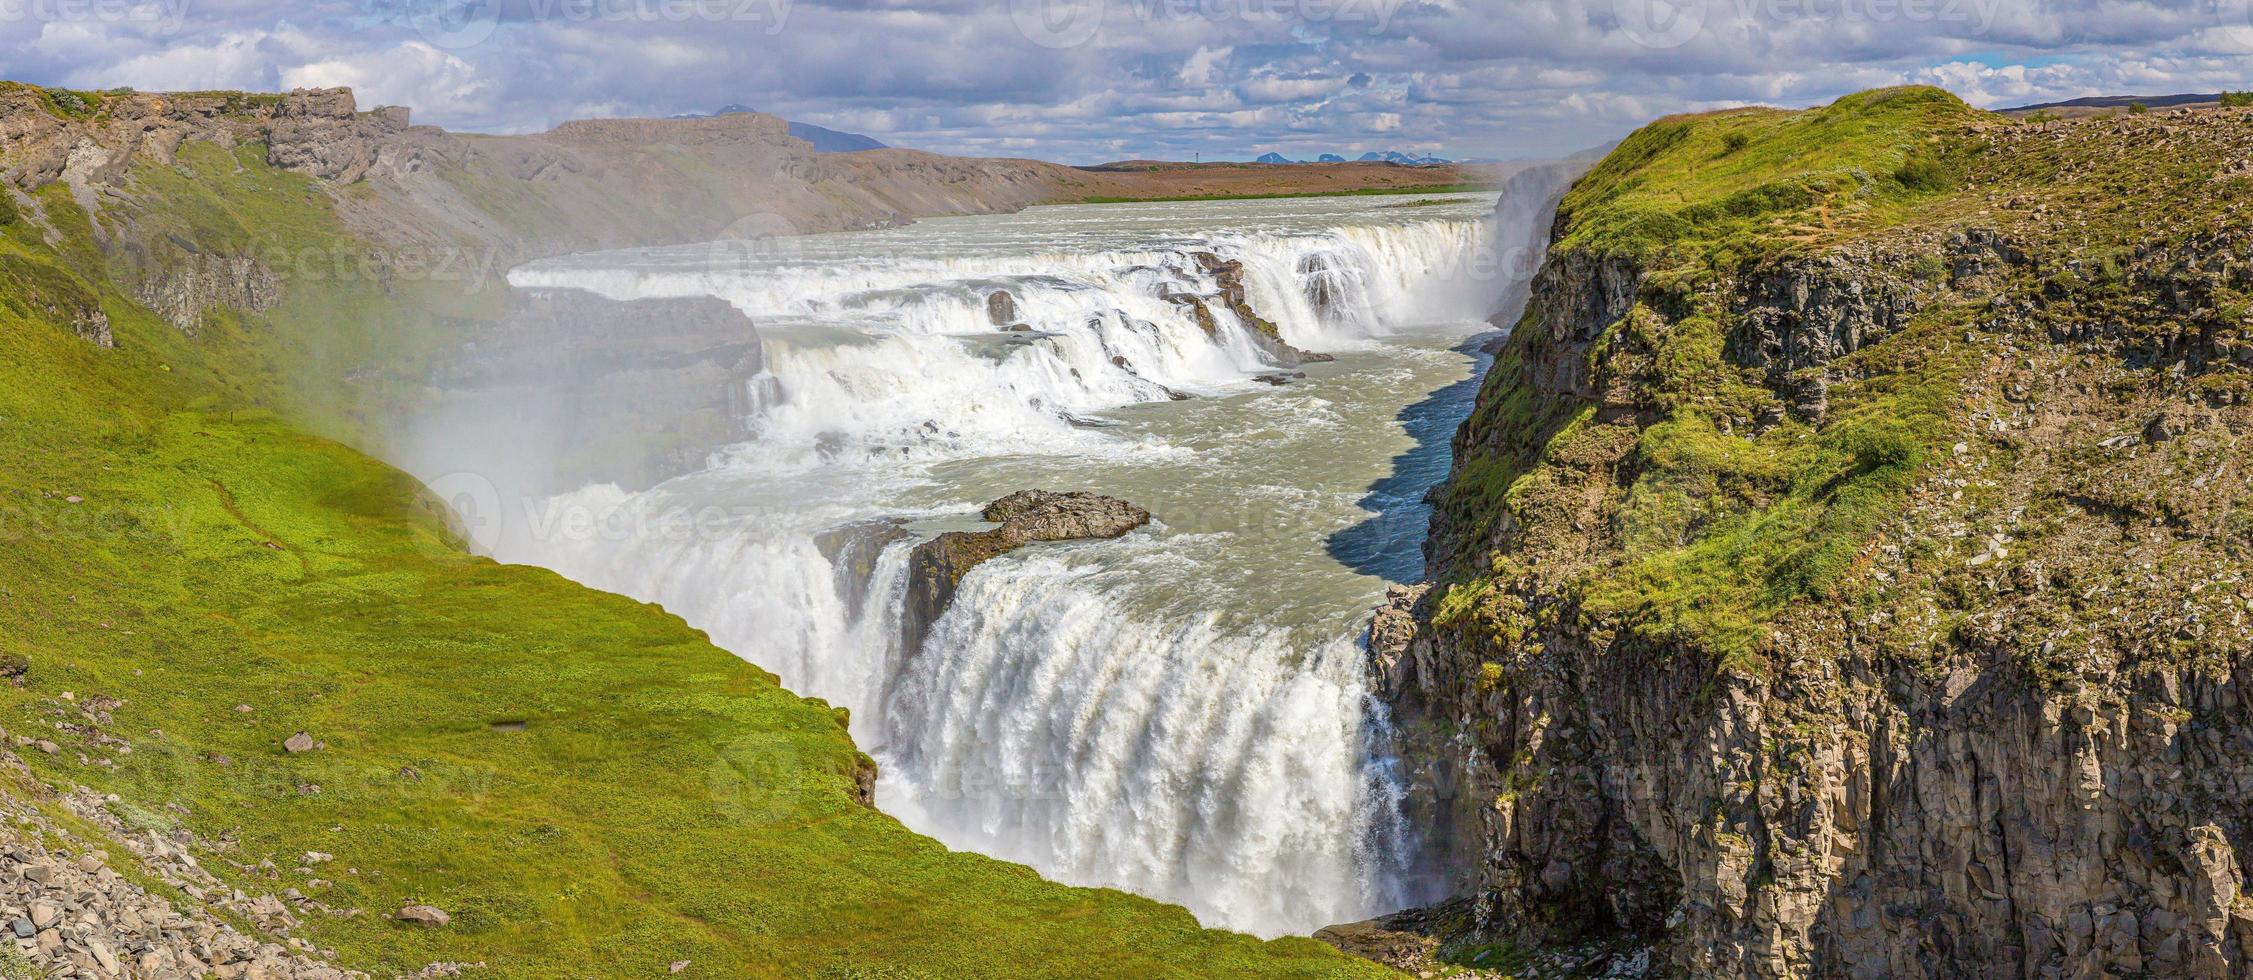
[1553,87,1978,263]
[1436,87,1993,670]
[0,138,1385,977]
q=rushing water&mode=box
[481,189,1546,936]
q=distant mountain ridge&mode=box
[2000,92,2220,112]
[667,104,888,152]
[1253,148,1452,165]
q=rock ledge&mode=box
[902,491,1150,651]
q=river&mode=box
[472,185,1557,936]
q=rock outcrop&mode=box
[1364,97,2253,978]
[1184,251,1334,366]
[265,88,417,183]
[132,251,280,334]
[0,752,386,979]
[901,491,1150,653]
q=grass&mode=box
[0,112,1389,977]
[1581,307,1979,667]
[1551,86,1977,264]
[1432,87,1991,668]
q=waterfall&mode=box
[482,196,1519,936]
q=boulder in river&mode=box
[986,289,1029,331]
[902,491,1150,653]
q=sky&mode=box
[3,0,2252,163]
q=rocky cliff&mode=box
[0,83,1098,290]
[1362,88,2253,978]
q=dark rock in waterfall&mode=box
[1297,252,1348,321]
[986,289,1029,331]
[901,491,1150,654]
[1187,251,1335,365]
[814,519,911,622]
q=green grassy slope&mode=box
[1434,88,1989,669]
[1433,85,2253,674]
[0,135,1387,976]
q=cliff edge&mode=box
[1368,87,2253,977]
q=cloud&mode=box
[281,41,493,120]
[2,0,2248,162]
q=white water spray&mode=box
[484,193,1541,935]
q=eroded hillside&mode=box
[0,83,1389,978]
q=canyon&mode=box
[2,78,2248,980]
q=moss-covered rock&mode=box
[1372,88,2253,978]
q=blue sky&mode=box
[3,0,2250,163]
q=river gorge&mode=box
[410,179,1567,936]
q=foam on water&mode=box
[489,188,1560,935]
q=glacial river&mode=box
[482,187,1555,935]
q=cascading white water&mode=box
[484,193,1530,936]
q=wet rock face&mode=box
[814,520,911,623]
[901,491,1150,653]
[1186,251,1334,366]
[985,289,1026,330]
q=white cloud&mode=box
[1179,45,1232,87]
[5,0,2250,162]
[281,41,493,120]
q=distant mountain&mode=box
[1351,149,1450,165]
[788,121,886,152]
[667,105,887,152]
[1254,149,1450,165]
[2001,93,2217,112]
